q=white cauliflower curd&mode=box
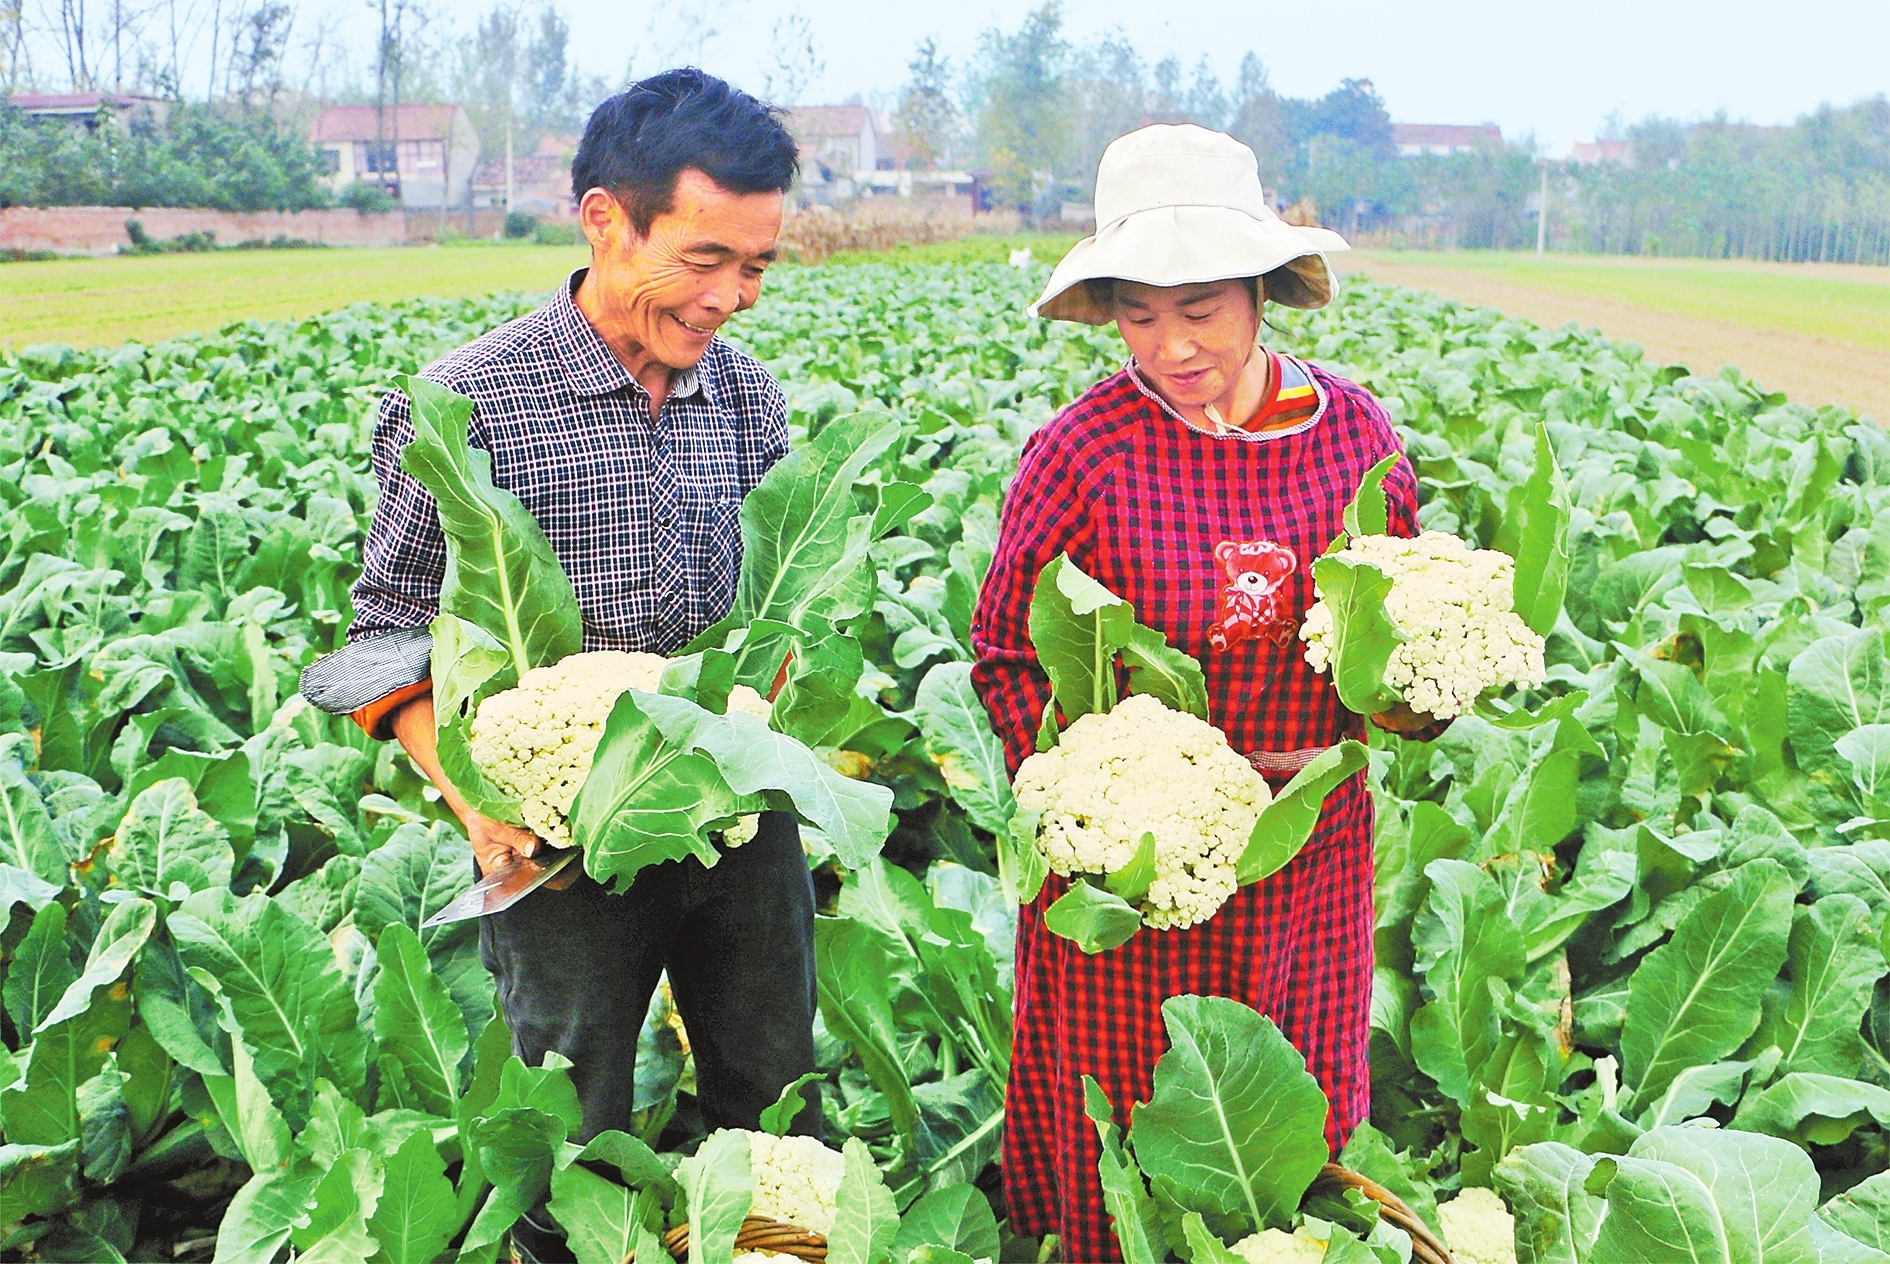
[1301,532,1546,720]
[1012,693,1272,930]
[1230,1227,1327,1262]
[1438,1187,1517,1264]
[468,650,770,847]
[742,1130,846,1236]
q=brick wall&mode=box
[1,206,413,254]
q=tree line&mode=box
[902,2,1890,264]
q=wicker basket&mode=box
[656,1215,827,1261]
[1310,1163,1454,1264]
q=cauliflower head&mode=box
[1012,693,1272,930]
[1230,1227,1327,1262]
[742,1130,846,1236]
[1301,532,1546,721]
[468,650,771,848]
[1438,1186,1517,1264]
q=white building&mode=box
[1391,123,1504,158]
[311,104,480,209]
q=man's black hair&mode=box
[571,68,799,234]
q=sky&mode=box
[543,0,1890,155]
[20,0,1887,157]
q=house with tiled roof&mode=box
[310,103,479,208]
[1391,123,1504,157]
[6,91,167,132]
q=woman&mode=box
[970,125,1438,1261]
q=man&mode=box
[302,69,812,1255]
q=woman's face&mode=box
[1110,278,1260,412]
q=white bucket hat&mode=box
[1029,124,1349,324]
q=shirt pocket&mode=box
[695,496,744,615]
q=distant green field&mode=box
[1347,250,1890,353]
[0,233,1089,351]
[0,243,590,350]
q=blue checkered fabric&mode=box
[349,269,790,669]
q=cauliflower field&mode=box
[1,261,1888,1260]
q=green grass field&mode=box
[1346,250,1890,353]
[0,242,591,350]
[0,234,1085,351]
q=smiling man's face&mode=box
[579,168,783,372]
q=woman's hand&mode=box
[467,812,541,874]
[1370,701,1441,735]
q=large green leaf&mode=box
[677,1127,753,1264]
[3,901,77,1037]
[547,1161,644,1264]
[106,777,234,901]
[1127,996,1330,1234]
[1119,622,1210,720]
[37,896,155,1032]
[709,410,904,683]
[1493,1142,1604,1264]
[1307,553,1405,716]
[396,375,583,676]
[1734,1073,1890,1147]
[913,662,1016,837]
[890,1184,1000,1263]
[633,692,892,869]
[569,690,744,892]
[1236,740,1369,884]
[1620,858,1795,1111]
[827,1136,898,1264]
[1043,880,1143,953]
[1409,859,1526,1109]
[1788,628,1889,778]
[0,1139,80,1232]
[373,922,470,1118]
[1588,1125,1820,1263]
[1508,424,1573,637]
[1029,554,1133,726]
[169,889,368,1129]
[132,928,230,1076]
[1,988,131,1146]
[1820,1171,1890,1253]
[813,916,917,1151]
[0,740,74,886]
[1754,895,1885,1078]
[1082,1076,1166,1264]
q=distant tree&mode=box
[1184,56,1227,131]
[965,1,1073,210]
[227,3,295,108]
[895,36,958,170]
[1228,52,1289,189]
[760,9,823,107]
[1066,31,1143,184]
[457,5,524,168]
[1284,77,1394,159]
[1149,56,1184,123]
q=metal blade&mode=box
[421,849,577,927]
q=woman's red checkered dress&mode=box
[969,358,1421,1262]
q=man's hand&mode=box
[1370,701,1441,735]
[467,812,541,874]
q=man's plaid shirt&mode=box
[349,269,789,673]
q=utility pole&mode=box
[1537,161,1549,256]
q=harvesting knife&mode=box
[422,849,578,926]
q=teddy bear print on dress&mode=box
[1207,539,1299,652]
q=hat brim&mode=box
[1028,206,1349,324]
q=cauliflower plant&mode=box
[1301,532,1546,720]
[1012,693,1272,930]
[1437,1187,1517,1264]
[468,650,770,847]
[1229,1227,1327,1262]
[742,1130,846,1236]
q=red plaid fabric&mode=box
[970,362,1420,1262]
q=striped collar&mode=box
[1124,346,1328,442]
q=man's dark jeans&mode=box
[477,810,820,1140]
